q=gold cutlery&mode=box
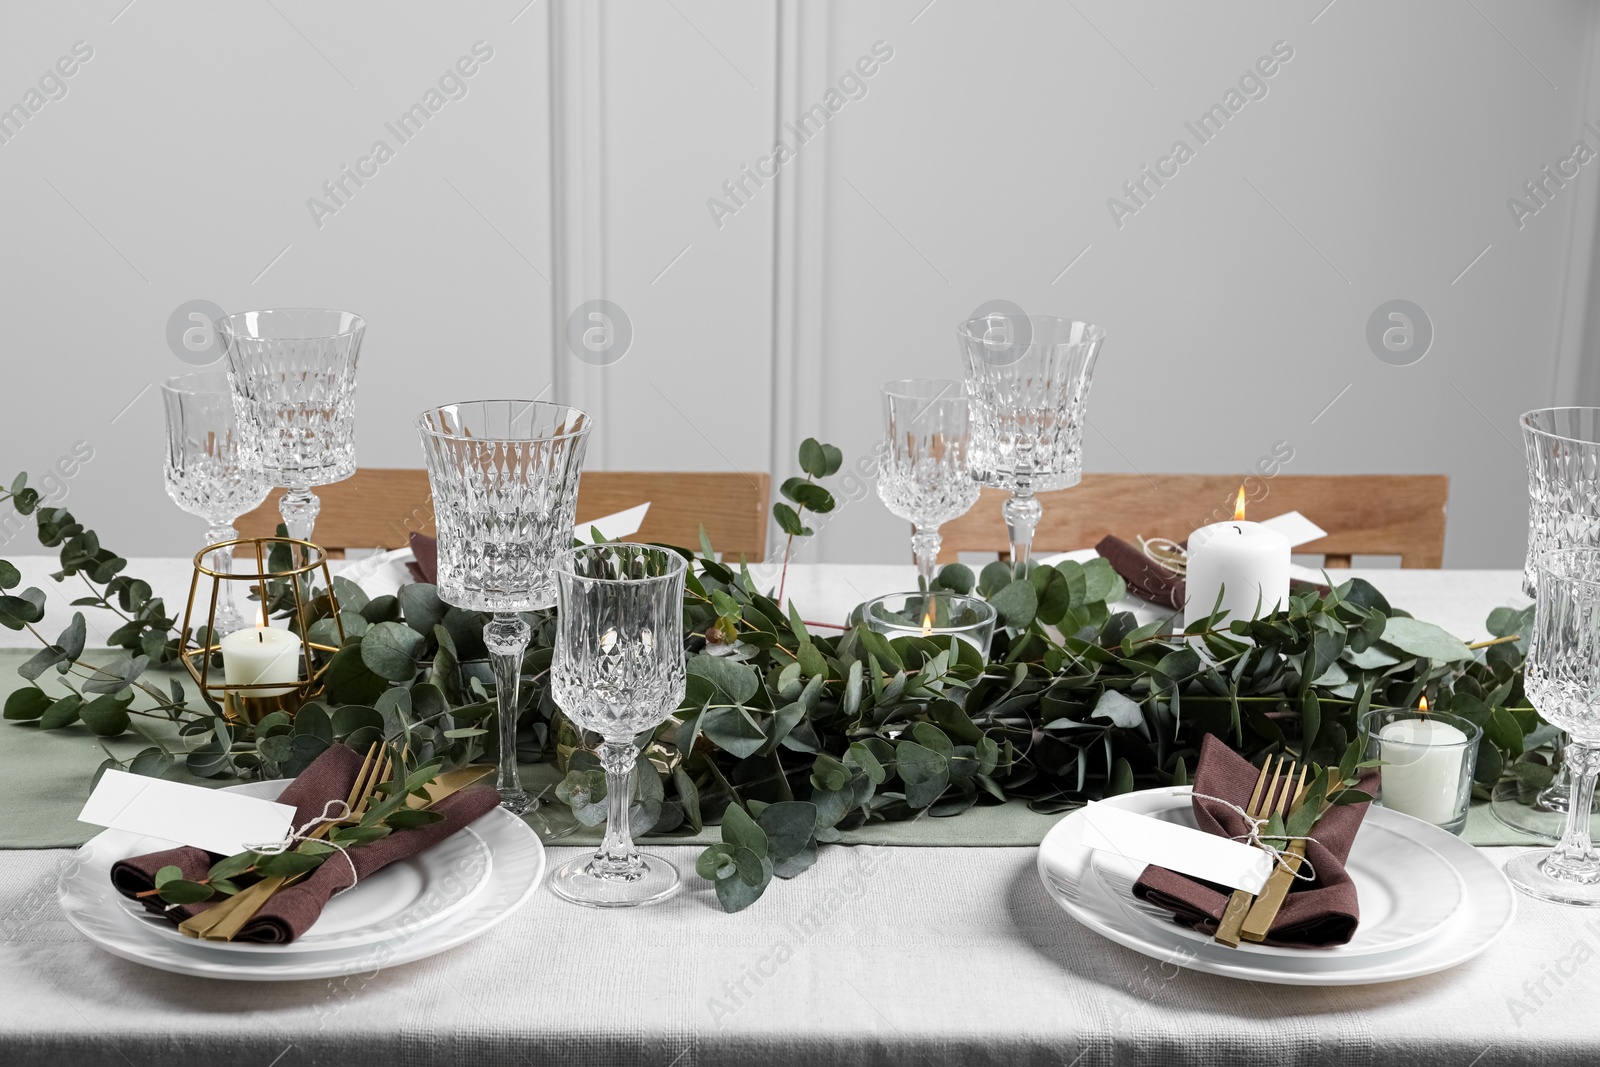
[1239,765,1313,944]
[1214,755,1297,948]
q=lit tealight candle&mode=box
[219,626,303,697]
[1375,697,1475,828]
[862,592,996,656]
[1183,487,1291,630]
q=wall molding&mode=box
[1552,2,1600,407]
[548,0,611,464]
[768,0,832,476]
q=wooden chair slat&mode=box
[934,474,1448,569]
[237,470,772,561]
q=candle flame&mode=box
[1233,485,1248,521]
[1419,695,1429,714]
[921,603,935,638]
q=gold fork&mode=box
[179,742,388,940]
[1214,755,1296,948]
[1239,763,1313,943]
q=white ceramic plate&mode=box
[115,815,493,953]
[1038,786,1516,985]
[59,780,545,980]
[1087,788,1465,958]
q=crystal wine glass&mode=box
[1494,408,1600,839]
[416,400,592,839]
[876,379,981,588]
[161,372,269,636]
[548,543,688,908]
[1507,548,1600,906]
[220,309,365,545]
[958,313,1105,573]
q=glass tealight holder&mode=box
[1361,707,1481,836]
[862,591,997,657]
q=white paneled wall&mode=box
[1,0,1596,568]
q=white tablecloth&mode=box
[4,559,1576,1067]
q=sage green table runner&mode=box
[0,649,1538,850]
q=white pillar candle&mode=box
[1377,716,1471,826]
[219,626,303,697]
[1183,518,1290,630]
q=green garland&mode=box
[0,449,1548,913]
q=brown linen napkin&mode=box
[1094,534,1332,614]
[110,743,365,920]
[1130,733,1377,948]
[1095,535,1184,610]
[406,531,438,584]
[232,782,500,943]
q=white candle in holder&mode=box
[1375,700,1475,828]
[219,626,303,697]
[1183,487,1290,630]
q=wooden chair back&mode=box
[935,474,1449,568]
[236,469,772,561]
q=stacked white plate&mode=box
[1037,786,1516,985]
[57,780,545,980]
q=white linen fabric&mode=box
[0,843,1591,1066]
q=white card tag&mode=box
[1080,801,1274,893]
[574,502,649,541]
[1259,510,1328,549]
[78,770,297,856]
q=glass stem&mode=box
[204,524,246,632]
[1545,740,1600,884]
[483,612,533,813]
[910,525,942,590]
[592,740,643,880]
[279,488,321,544]
[1002,488,1041,577]
[1533,735,1600,814]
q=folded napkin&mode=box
[111,743,365,916]
[111,744,500,944]
[1094,535,1332,615]
[231,782,498,943]
[1131,733,1376,948]
[407,531,437,584]
[1095,535,1184,610]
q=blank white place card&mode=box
[78,770,296,856]
[1259,511,1328,549]
[1079,801,1275,894]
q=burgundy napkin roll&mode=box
[1095,535,1184,610]
[1131,733,1377,948]
[111,743,365,920]
[406,531,438,584]
[231,782,499,943]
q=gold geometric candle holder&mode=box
[179,536,344,726]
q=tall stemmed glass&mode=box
[1494,408,1600,839]
[876,379,981,588]
[958,314,1105,573]
[417,400,591,837]
[1507,548,1600,906]
[549,543,687,908]
[221,309,365,545]
[161,373,269,636]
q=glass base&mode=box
[499,789,578,842]
[1506,850,1600,907]
[1490,780,1600,844]
[549,852,680,908]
